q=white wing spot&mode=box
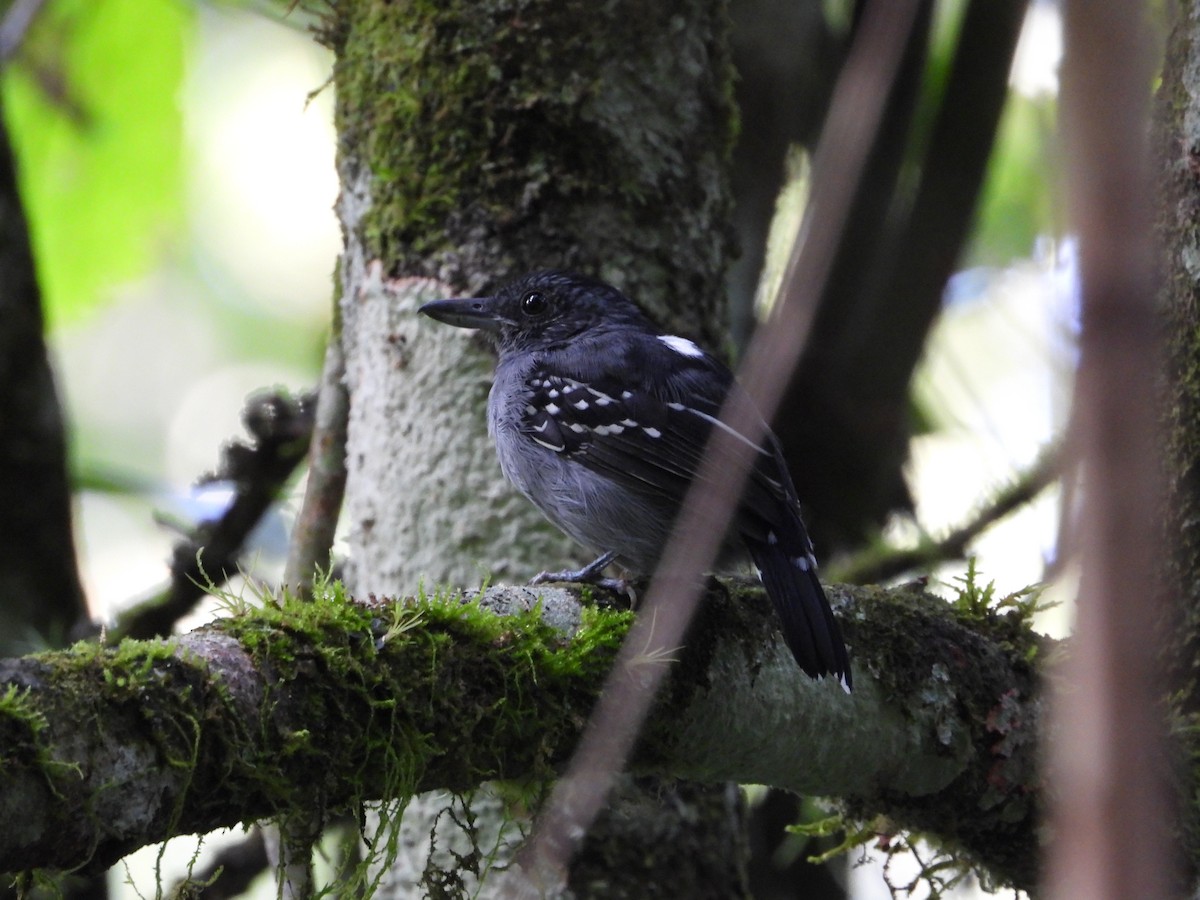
[767,531,778,546]
[569,423,587,433]
[573,399,589,411]
[620,418,638,428]
[594,424,626,436]
[524,404,537,415]
[548,389,560,399]
[545,403,561,416]
[792,556,810,572]
[666,401,686,411]
[643,427,662,438]
[621,390,633,400]
[658,334,704,358]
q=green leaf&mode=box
[2,0,192,326]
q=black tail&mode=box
[745,537,852,691]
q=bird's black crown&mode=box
[490,271,658,350]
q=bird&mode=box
[419,270,851,690]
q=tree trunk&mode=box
[1157,0,1200,711]
[323,1,743,894]
[327,0,736,596]
[1155,0,1200,875]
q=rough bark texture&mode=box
[324,0,735,339]
[321,2,742,893]
[0,579,1044,890]
[325,0,736,601]
[1158,0,1200,712]
[1155,0,1200,874]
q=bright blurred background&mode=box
[1,0,1070,896]
[5,0,337,622]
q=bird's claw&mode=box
[528,550,637,604]
[530,550,618,585]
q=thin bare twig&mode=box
[836,443,1061,585]
[513,0,925,889]
[111,390,314,642]
[1046,3,1174,898]
[283,335,349,596]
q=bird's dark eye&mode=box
[520,291,548,317]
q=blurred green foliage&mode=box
[2,0,192,327]
[920,1,1058,267]
[971,93,1058,266]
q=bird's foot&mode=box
[531,550,618,586]
[530,551,635,603]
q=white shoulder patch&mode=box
[657,334,704,358]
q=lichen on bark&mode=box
[320,0,736,338]
[0,577,1048,889]
[0,581,630,876]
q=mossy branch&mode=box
[0,578,1044,889]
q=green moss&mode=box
[328,1,732,257]
[0,684,51,775]
[200,577,632,808]
[636,573,1045,891]
[842,581,1042,888]
[1,577,635,878]
[323,0,737,343]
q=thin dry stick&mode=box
[513,0,924,890]
[277,319,349,899]
[837,442,1061,585]
[284,334,349,596]
[275,318,349,900]
[1046,3,1173,898]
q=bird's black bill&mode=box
[418,297,503,332]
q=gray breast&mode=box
[487,359,671,573]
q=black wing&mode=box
[517,331,852,688]
[518,332,789,517]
